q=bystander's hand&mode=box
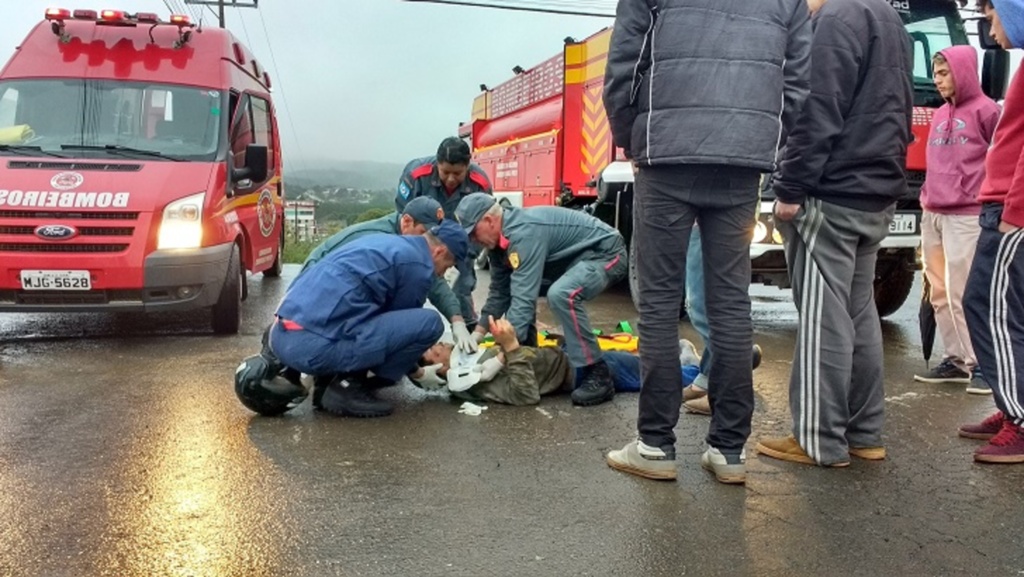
[774,200,802,222]
[999,220,1022,234]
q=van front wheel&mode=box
[264,231,285,278]
[211,244,242,335]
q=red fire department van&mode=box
[0,8,285,333]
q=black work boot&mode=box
[312,374,338,410]
[752,344,763,370]
[571,359,615,406]
[320,373,394,418]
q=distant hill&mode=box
[285,161,406,191]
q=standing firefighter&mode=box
[397,137,493,329]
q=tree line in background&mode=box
[279,182,396,264]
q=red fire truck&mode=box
[461,0,1009,317]
[0,8,285,333]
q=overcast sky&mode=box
[4,2,1021,170]
[4,1,611,168]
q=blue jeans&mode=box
[686,226,712,386]
[579,351,699,392]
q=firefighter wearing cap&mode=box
[454,192,628,408]
[397,137,493,328]
[288,197,476,352]
[268,221,470,418]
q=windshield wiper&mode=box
[0,144,67,158]
[60,144,186,162]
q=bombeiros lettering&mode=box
[0,190,131,208]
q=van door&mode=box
[228,92,277,272]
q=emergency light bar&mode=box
[43,8,193,26]
[44,8,71,20]
[100,9,127,21]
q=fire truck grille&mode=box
[6,161,142,172]
[0,243,128,253]
[0,210,139,220]
[0,290,143,306]
[0,226,134,236]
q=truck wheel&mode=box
[212,244,242,335]
[874,259,914,318]
[264,231,285,278]
[627,240,688,319]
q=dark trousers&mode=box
[965,203,1024,426]
[269,309,443,382]
[777,198,892,465]
[633,165,759,452]
[454,254,478,324]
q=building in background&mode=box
[284,200,317,242]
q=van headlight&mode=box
[751,221,769,243]
[158,192,205,250]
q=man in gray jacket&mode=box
[455,193,628,406]
[603,0,812,484]
[757,0,913,468]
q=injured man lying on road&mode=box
[416,315,702,406]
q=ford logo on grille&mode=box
[34,224,78,241]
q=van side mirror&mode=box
[233,143,268,185]
[978,18,1002,51]
[982,49,1010,101]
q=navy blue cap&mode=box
[429,219,469,262]
[402,196,444,225]
[454,193,497,234]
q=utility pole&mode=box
[183,0,259,28]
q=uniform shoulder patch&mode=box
[468,170,492,191]
[508,252,519,269]
[398,182,411,199]
[410,163,435,180]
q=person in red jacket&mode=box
[959,0,1024,463]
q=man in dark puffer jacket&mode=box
[756,0,913,468]
[603,0,812,485]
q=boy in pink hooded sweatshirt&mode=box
[914,45,1001,392]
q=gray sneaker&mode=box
[701,447,746,484]
[914,359,971,384]
[607,440,677,481]
[967,373,994,395]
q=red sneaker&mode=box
[974,420,1024,464]
[958,411,1006,441]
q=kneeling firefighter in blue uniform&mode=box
[267,220,469,418]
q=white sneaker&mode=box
[607,440,677,481]
[701,447,746,484]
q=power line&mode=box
[403,0,616,17]
[255,7,308,176]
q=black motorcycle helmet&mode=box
[234,353,308,416]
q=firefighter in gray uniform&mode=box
[397,137,493,329]
[455,193,628,406]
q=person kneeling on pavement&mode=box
[414,315,702,406]
[291,196,479,355]
[263,221,469,418]
[454,193,628,407]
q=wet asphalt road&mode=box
[1,265,1023,577]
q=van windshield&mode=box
[0,79,223,161]
[902,2,970,107]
